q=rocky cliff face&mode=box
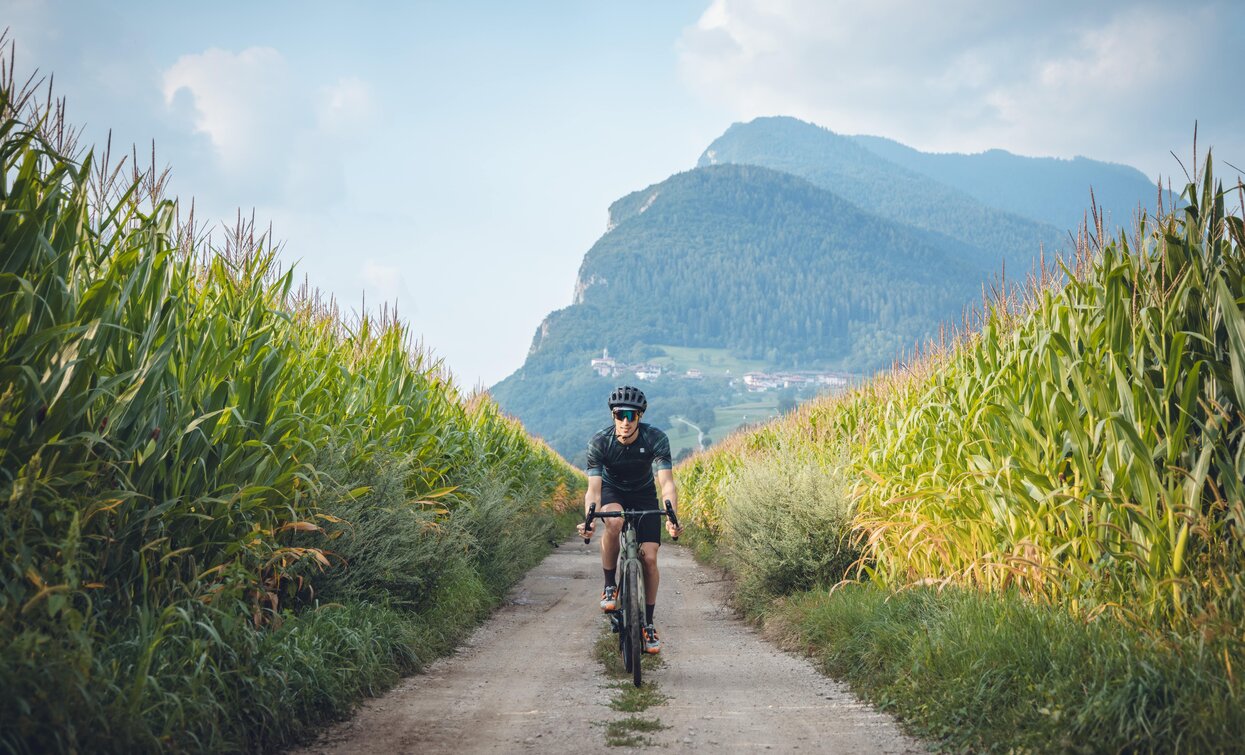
[572,273,607,305]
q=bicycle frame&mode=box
[583,501,679,687]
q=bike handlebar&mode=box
[582,500,680,542]
[582,503,596,544]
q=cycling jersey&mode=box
[585,422,673,494]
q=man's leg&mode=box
[639,541,662,653]
[599,502,623,610]
[639,541,660,607]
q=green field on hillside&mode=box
[648,344,775,377]
[664,395,783,457]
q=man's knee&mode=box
[601,503,623,533]
[640,545,659,568]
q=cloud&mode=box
[360,260,409,311]
[678,0,1244,178]
[318,76,375,135]
[161,48,375,205]
[162,47,299,175]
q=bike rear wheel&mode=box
[623,560,643,687]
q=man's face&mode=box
[613,408,641,432]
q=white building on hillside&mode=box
[634,363,662,381]
[590,349,617,377]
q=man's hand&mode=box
[577,521,594,539]
[665,520,683,538]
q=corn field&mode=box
[1,46,580,750]
[680,156,1245,637]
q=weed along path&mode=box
[293,540,921,754]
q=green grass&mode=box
[1,469,579,754]
[663,422,700,453]
[605,717,667,747]
[608,681,668,713]
[593,629,668,747]
[4,597,471,753]
[769,583,1245,752]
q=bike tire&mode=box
[619,563,634,674]
[621,609,633,675]
[624,561,643,687]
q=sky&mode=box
[4,0,1242,388]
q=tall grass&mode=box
[0,43,582,751]
[773,584,1245,752]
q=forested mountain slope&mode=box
[566,164,991,364]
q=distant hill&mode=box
[848,133,1162,233]
[493,117,1166,463]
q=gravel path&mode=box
[292,539,923,754]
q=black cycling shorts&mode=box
[600,483,662,544]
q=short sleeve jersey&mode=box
[585,423,673,494]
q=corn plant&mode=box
[679,153,1245,637]
[0,49,580,664]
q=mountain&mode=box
[700,116,1162,239]
[698,117,1068,272]
[492,118,1165,464]
[492,163,997,463]
[563,163,992,365]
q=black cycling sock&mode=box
[604,568,616,588]
[645,603,655,625]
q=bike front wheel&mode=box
[623,560,643,687]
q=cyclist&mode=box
[576,385,682,654]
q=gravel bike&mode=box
[583,500,679,687]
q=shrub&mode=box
[720,450,859,610]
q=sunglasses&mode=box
[612,409,639,422]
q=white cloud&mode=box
[162,47,298,174]
[318,76,375,134]
[679,0,1243,178]
[161,48,376,205]
[360,260,407,310]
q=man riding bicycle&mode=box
[576,386,683,654]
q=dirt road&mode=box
[294,540,922,754]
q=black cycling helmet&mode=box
[608,385,647,413]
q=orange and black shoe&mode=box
[643,624,661,654]
[600,585,618,612]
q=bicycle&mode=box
[582,500,679,688]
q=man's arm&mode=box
[583,434,603,518]
[585,475,602,514]
[656,468,681,536]
[577,475,603,538]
